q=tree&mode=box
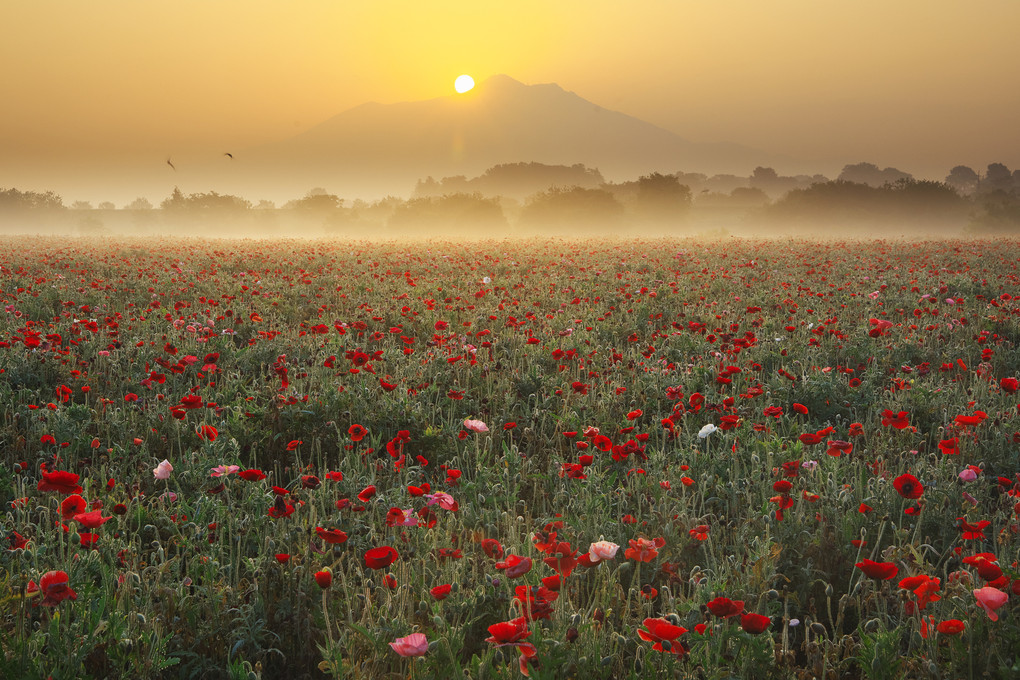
[979,163,1014,194]
[633,172,692,222]
[838,162,912,187]
[126,197,153,210]
[71,200,93,210]
[945,166,979,195]
[284,190,343,211]
[519,186,624,232]
[98,201,116,210]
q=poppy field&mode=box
[2,234,1019,680]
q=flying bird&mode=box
[166,158,176,171]
[223,152,233,159]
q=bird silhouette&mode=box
[223,152,233,159]
[166,158,177,171]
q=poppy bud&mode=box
[314,567,332,589]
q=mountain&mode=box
[229,75,791,200]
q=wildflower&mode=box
[73,509,112,529]
[463,418,489,433]
[238,468,266,481]
[314,567,332,589]
[485,617,537,676]
[153,460,173,481]
[698,424,717,439]
[38,470,83,495]
[706,596,744,618]
[893,473,924,499]
[826,440,853,457]
[481,538,504,559]
[973,587,1008,621]
[587,540,620,563]
[881,410,911,429]
[689,525,710,541]
[958,466,979,482]
[495,554,533,578]
[386,507,419,527]
[856,559,898,580]
[431,584,452,601]
[424,491,458,511]
[740,612,771,634]
[60,494,87,520]
[348,424,368,441]
[315,527,349,544]
[210,464,240,477]
[364,546,399,570]
[625,537,664,562]
[196,425,218,441]
[38,570,77,606]
[389,632,429,657]
[637,617,688,654]
[936,619,965,635]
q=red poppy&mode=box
[196,425,218,441]
[689,525,710,541]
[73,509,112,529]
[999,377,1018,394]
[881,410,910,429]
[364,545,399,570]
[357,485,377,502]
[495,554,533,578]
[431,584,452,600]
[481,538,504,559]
[706,596,744,618]
[936,619,965,635]
[637,617,688,654]
[792,403,809,415]
[848,422,864,437]
[624,536,664,562]
[314,568,332,589]
[893,473,924,499]
[39,570,77,606]
[286,440,303,451]
[485,617,537,675]
[239,469,266,481]
[740,612,771,634]
[938,438,960,455]
[348,424,368,441]
[826,440,853,457]
[38,470,83,495]
[60,494,87,520]
[856,559,898,580]
[275,554,291,564]
[315,527,348,544]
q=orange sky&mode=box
[2,0,1018,202]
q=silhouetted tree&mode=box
[519,186,624,232]
[284,190,343,211]
[0,188,64,211]
[632,172,691,222]
[979,163,1015,195]
[388,193,507,234]
[838,162,912,187]
[945,166,980,195]
[125,197,153,210]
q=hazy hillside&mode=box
[230,75,788,199]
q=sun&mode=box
[454,75,475,94]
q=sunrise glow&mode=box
[454,74,475,93]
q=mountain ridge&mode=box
[229,74,795,199]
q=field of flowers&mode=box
[1,235,1018,679]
